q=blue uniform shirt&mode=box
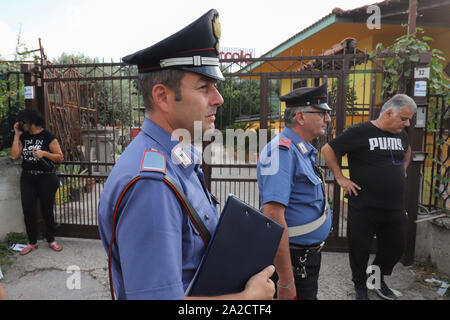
[257,127,332,246]
[98,118,219,300]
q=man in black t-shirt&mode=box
[322,94,417,300]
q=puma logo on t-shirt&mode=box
[368,137,404,151]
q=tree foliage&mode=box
[328,78,358,115]
[0,31,39,150]
[370,27,449,102]
[216,78,280,130]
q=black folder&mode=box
[185,194,284,297]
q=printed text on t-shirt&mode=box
[368,137,404,151]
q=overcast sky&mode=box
[1,0,374,61]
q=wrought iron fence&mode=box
[41,61,141,238]
[420,94,449,214]
[19,48,436,254]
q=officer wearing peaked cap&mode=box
[280,80,332,111]
[98,9,275,300]
[257,78,333,300]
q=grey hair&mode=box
[138,69,185,113]
[284,106,313,128]
[380,94,417,115]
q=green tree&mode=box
[0,30,38,150]
[370,27,449,101]
[217,77,260,129]
[328,78,358,115]
[217,77,281,130]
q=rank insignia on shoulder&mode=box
[140,150,166,174]
[278,136,292,150]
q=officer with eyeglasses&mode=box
[257,79,333,300]
[322,93,417,300]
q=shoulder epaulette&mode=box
[278,136,292,150]
[140,149,166,174]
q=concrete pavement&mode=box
[0,237,448,300]
[1,238,110,300]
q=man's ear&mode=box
[152,84,172,112]
[385,108,394,118]
[295,110,305,126]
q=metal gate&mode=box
[42,61,141,238]
[420,94,449,214]
[206,49,383,251]
[36,49,392,251]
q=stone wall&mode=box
[415,217,450,276]
[0,157,25,239]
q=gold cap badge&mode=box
[212,14,221,54]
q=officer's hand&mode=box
[336,176,361,196]
[242,265,275,300]
[276,282,297,300]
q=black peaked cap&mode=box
[122,9,224,80]
[280,78,331,111]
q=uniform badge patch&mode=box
[140,150,166,173]
[171,144,193,168]
[279,136,292,150]
[297,142,309,155]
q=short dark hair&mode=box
[139,69,185,113]
[17,108,45,127]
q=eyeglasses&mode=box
[389,147,406,166]
[302,111,331,120]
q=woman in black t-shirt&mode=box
[10,108,64,255]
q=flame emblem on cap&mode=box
[212,14,221,55]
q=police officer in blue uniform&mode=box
[257,80,333,300]
[98,9,275,300]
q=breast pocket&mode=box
[292,174,323,204]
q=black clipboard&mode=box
[185,194,284,297]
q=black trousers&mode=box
[272,247,322,300]
[347,203,408,287]
[20,171,59,244]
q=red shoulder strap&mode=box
[108,174,210,300]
